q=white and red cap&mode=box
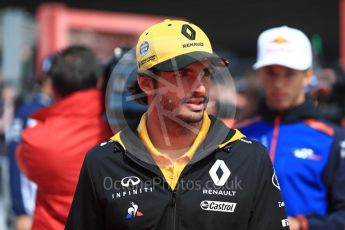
[253,25,312,70]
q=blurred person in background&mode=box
[102,47,146,132]
[238,26,345,230]
[1,84,15,153]
[6,55,55,230]
[16,46,112,230]
[307,68,337,101]
[331,80,345,128]
[306,68,343,125]
[0,83,15,230]
[234,72,261,122]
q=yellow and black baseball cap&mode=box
[136,19,228,73]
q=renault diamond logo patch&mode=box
[181,24,196,40]
[209,160,231,186]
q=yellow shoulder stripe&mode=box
[110,131,126,151]
[218,129,246,149]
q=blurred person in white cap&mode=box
[238,25,345,230]
[66,20,288,229]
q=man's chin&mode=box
[269,103,290,112]
[176,111,204,124]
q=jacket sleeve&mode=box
[304,129,345,230]
[16,123,49,186]
[65,151,105,230]
[7,114,29,216]
[248,146,289,230]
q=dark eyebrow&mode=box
[179,68,193,73]
[180,67,211,73]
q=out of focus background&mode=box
[0,0,343,229]
[0,0,344,123]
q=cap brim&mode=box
[253,58,310,71]
[154,51,229,72]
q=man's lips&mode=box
[271,92,287,100]
[186,98,205,104]
[184,97,207,111]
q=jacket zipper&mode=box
[124,150,179,229]
[269,114,281,162]
[124,147,220,230]
[171,191,177,230]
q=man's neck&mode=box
[146,113,203,160]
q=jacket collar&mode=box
[31,89,104,120]
[259,98,322,123]
[111,115,245,166]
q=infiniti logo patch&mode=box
[121,176,141,187]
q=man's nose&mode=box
[192,80,207,96]
[272,75,285,88]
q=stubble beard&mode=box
[160,94,207,126]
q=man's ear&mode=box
[137,75,155,96]
[303,69,313,86]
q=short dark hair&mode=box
[49,46,100,97]
[127,68,160,105]
[127,77,147,105]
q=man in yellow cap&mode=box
[65,20,288,229]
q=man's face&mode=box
[257,65,312,111]
[147,60,212,123]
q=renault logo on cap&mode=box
[209,160,231,186]
[181,24,196,40]
[121,176,141,187]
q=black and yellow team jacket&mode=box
[65,116,289,230]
